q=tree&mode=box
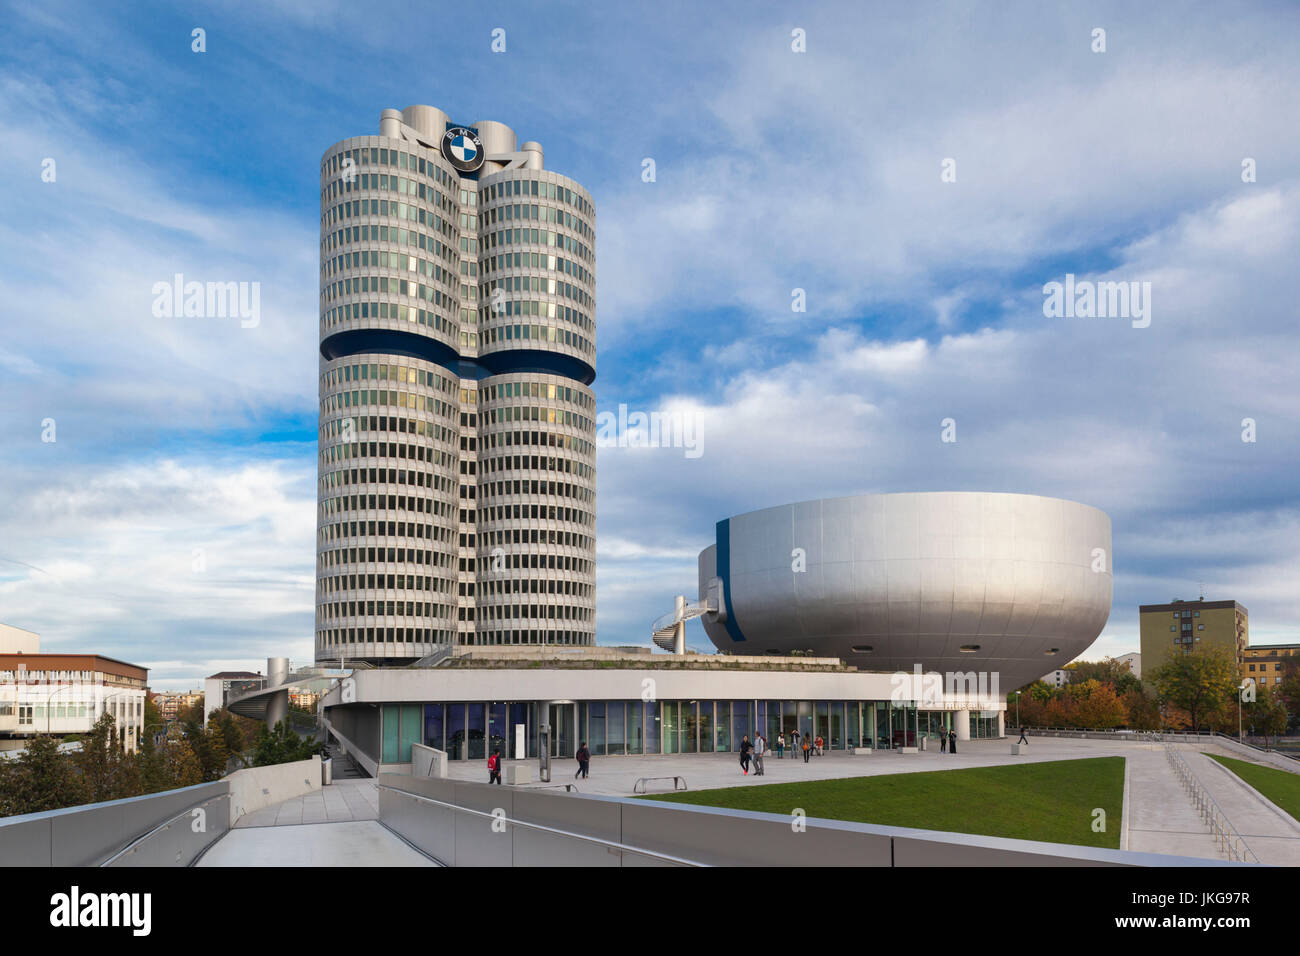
[1146,645,1240,732]
[6,735,84,814]
[1277,659,1300,734]
[1071,683,1128,729]
[1065,658,1141,697]
[74,713,131,804]
[163,738,203,788]
[142,696,165,745]
[1123,688,1161,730]
[253,720,320,767]
[207,708,253,767]
[1244,684,1290,748]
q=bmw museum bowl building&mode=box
[314,107,1113,775]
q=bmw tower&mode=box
[315,106,597,665]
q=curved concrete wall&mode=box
[698,492,1112,689]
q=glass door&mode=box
[549,703,575,757]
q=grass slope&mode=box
[642,757,1125,849]
[1204,753,1300,823]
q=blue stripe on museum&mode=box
[715,518,747,643]
[319,330,596,385]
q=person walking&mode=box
[739,734,753,775]
[801,734,811,763]
[776,733,785,759]
[753,734,766,776]
[939,730,947,753]
[1017,726,1029,745]
[948,730,957,755]
[575,741,590,779]
[815,734,824,756]
[487,748,502,785]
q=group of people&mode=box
[485,740,593,784]
[487,725,992,784]
[737,734,766,774]
[770,730,824,763]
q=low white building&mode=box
[1115,652,1141,678]
[0,645,150,754]
[317,646,1008,776]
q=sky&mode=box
[1,1,1298,691]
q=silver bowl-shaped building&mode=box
[696,492,1112,690]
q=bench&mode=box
[633,775,688,794]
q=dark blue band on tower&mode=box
[320,330,595,385]
[715,518,747,644]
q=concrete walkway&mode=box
[1188,751,1300,865]
[1122,745,1224,860]
[443,737,1134,796]
[197,779,432,867]
[198,821,434,867]
[233,778,378,827]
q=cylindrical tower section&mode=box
[475,166,596,647]
[316,129,467,665]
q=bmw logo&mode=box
[441,126,485,172]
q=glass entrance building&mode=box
[324,647,1008,774]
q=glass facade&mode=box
[386,698,1001,761]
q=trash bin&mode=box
[321,756,333,786]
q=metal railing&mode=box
[376,783,705,866]
[1163,744,1259,864]
[1211,731,1300,761]
[410,645,455,668]
[100,793,231,867]
[633,775,689,794]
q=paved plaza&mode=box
[198,736,1300,865]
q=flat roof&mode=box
[0,653,148,681]
[1139,600,1248,615]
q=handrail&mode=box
[99,793,230,867]
[410,645,455,668]
[377,784,705,867]
[1162,744,1259,865]
[1211,731,1300,761]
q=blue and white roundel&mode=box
[440,127,485,172]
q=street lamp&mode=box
[45,682,79,735]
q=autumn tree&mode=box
[1147,645,1239,732]
[1071,682,1128,729]
[1123,688,1161,730]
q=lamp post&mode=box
[45,682,79,735]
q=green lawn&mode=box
[641,757,1125,849]
[1204,753,1300,823]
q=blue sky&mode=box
[2,1,1299,690]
